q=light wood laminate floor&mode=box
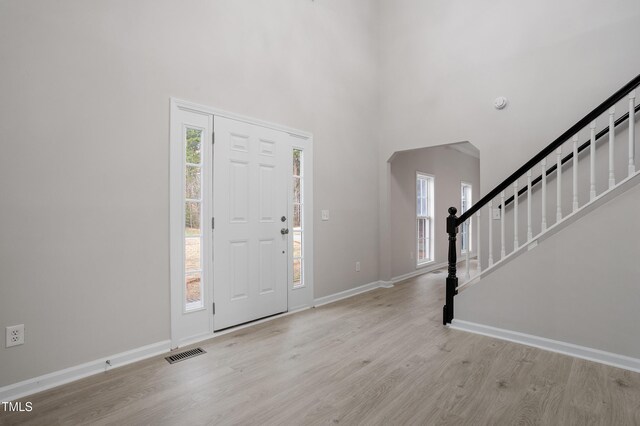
[2,271,640,425]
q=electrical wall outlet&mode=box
[355,261,361,272]
[6,324,24,348]
[492,208,501,220]
[321,210,330,221]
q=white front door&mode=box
[213,116,289,330]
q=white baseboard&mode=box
[451,319,640,373]
[173,332,214,350]
[391,261,448,284]
[314,280,392,307]
[0,340,171,402]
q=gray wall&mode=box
[0,0,380,387]
[390,145,480,278]
[457,179,640,359]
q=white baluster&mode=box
[488,200,494,267]
[609,107,616,189]
[500,191,506,259]
[590,121,597,201]
[476,211,481,273]
[527,170,533,241]
[465,219,470,280]
[556,146,562,222]
[513,180,519,250]
[541,158,547,231]
[630,90,636,176]
[572,135,579,212]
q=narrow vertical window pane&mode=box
[183,127,204,312]
[293,204,302,230]
[425,181,430,216]
[185,166,201,200]
[292,149,304,288]
[293,231,302,258]
[293,259,302,287]
[461,222,467,252]
[185,202,201,234]
[293,177,302,204]
[417,218,426,261]
[425,219,431,259]
[185,237,201,271]
[460,183,472,253]
[185,273,203,310]
[293,149,302,176]
[186,128,202,164]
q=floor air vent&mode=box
[165,348,206,364]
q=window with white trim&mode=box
[292,148,304,288]
[460,182,472,253]
[184,127,204,311]
[416,173,434,265]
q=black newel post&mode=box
[443,207,458,325]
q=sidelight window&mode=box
[184,127,204,311]
[293,149,304,288]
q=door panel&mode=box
[214,116,288,330]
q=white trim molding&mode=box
[0,340,171,402]
[169,98,315,344]
[391,257,474,286]
[170,98,313,139]
[450,320,640,373]
[314,281,393,307]
[391,261,448,284]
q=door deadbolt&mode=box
[281,216,287,222]
[281,228,289,235]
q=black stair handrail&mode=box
[456,73,640,226]
[501,103,640,208]
[443,72,640,325]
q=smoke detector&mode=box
[494,96,508,110]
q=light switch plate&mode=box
[321,210,330,221]
[492,208,501,220]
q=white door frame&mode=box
[169,98,314,348]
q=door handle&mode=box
[281,228,289,235]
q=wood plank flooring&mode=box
[2,271,640,425]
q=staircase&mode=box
[441,73,640,370]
